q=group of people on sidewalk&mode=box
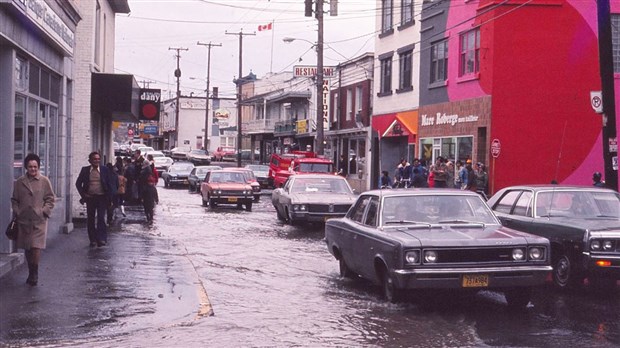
[8,150,160,287]
[379,157,489,198]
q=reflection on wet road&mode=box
[104,185,619,347]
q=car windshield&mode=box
[382,195,498,226]
[290,177,352,194]
[210,172,246,183]
[536,190,620,218]
[171,164,193,172]
[149,152,164,158]
[298,163,332,173]
[191,150,207,155]
[247,165,269,172]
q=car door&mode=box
[496,190,536,232]
[350,196,385,282]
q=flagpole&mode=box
[270,20,274,73]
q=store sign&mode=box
[322,80,330,131]
[297,119,309,134]
[293,65,336,78]
[610,137,618,153]
[13,0,75,54]
[143,125,158,135]
[421,113,479,127]
[139,89,161,121]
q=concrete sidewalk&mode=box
[0,208,209,345]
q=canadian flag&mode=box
[258,22,273,31]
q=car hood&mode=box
[167,170,192,176]
[391,225,545,247]
[289,193,356,204]
[542,216,620,232]
[210,183,252,190]
[190,154,210,159]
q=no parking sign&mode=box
[491,139,501,158]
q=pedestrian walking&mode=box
[378,170,393,188]
[138,158,156,222]
[75,151,115,247]
[464,160,477,192]
[592,172,606,187]
[396,158,413,188]
[147,154,160,204]
[432,157,448,188]
[105,163,119,225]
[475,162,488,196]
[11,153,56,286]
[337,154,347,177]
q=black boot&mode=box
[26,264,38,286]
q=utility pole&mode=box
[315,0,325,155]
[197,41,222,151]
[169,47,188,148]
[597,0,618,191]
[226,30,256,167]
[138,80,155,89]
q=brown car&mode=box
[229,167,261,201]
[200,169,254,211]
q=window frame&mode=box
[398,50,413,91]
[381,0,394,34]
[400,0,414,27]
[459,28,481,77]
[430,39,448,85]
[379,57,393,96]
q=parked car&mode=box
[324,189,552,307]
[144,150,174,173]
[119,144,131,156]
[212,147,235,162]
[113,142,121,156]
[245,164,270,188]
[272,174,357,225]
[273,157,334,188]
[200,169,254,211]
[186,149,212,165]
[137,146,155,155]
[230,167,261,201]
[487,185,620,290]
[160,162,195,188]
[188,165,223,193]
[171,146,192,160]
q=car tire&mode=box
[254,195,260,202]
[553,254,582,290]
[209,196,217,208]
[286,207,298,226]
[339,257,355,279]
[246,202,252,212]
[188,183,194,193]
[202,196,208,207]
[164,179,170,188]
[504,287,531,308]
[382,271,402,303]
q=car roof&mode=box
[289,173,342,179]
[363,188,482,197]
[294,158,332,163]
[495,185,616,193]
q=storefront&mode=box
[418,96,491,167]
[372,110,419,184]
[1,0,80,254]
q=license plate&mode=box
[228,197,238,202]
[462,274,489,288]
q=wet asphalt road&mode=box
[1,180,619,347]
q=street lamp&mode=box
[283,34,324,155]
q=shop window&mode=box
[14,96,26,179]
[15,56,28,92]
[459,28,480,77]
[457,136,473,162]
[349,139,358,175]
[441,137,456,161]
[40,70,50,100]
[29,64,40,96]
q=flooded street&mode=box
[96,185,620,347]
[2,182,619,347]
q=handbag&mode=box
[5,217,18,240]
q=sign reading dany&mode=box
[139,89,161,121]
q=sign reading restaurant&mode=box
[293,65,337,78]
[421,113,480,127]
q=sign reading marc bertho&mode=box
[139,89,161,121]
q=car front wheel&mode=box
[504,287,531,308]
[164,179,170,188]
[339,257,355,279]
[553,254,582,289]
[382,270,402,303]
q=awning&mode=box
[91,73,140,122]
[372,110,418,143]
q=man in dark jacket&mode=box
[75,151,115,247]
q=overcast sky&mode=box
[114,0,377,100]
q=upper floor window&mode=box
[379,57,392,95]
[612,14,620,73]
[355,85,363,113]
[401,0,413,26]
[382,0,393,33]
[346,88,353,121]
[430,39,448,84]
[398,50,413,90]
[459,28,480,77]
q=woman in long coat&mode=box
[11,153,56,286]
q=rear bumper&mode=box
[393,265,553,289]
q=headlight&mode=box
[512,248,525,261]
[293,204,307,211]
[424,250,437,263]
[528,247,543,261]
[603,240,614,250]
[591,240,601,251]
[215,190,221,195]
[405,250,420,265]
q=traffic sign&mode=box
[491,139,501,158]
[590,91,603,113]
